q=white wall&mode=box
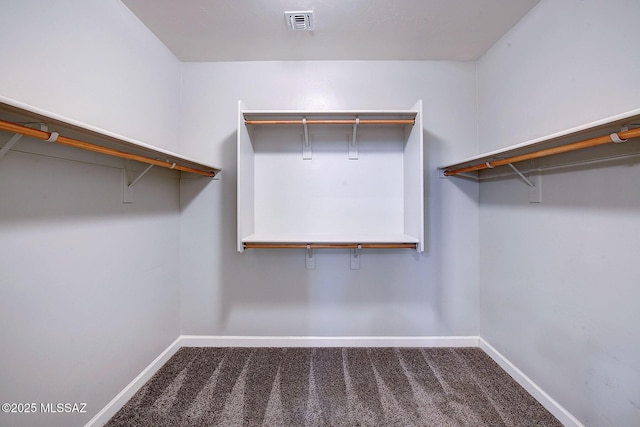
[0,2,183,426]
[0,0,181,151]
[179,61,480,337]
[477,0,640,153]
[477,1,640,426]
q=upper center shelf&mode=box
[243,111,417,125]
[237,101,424,253]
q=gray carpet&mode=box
[106,347,561,426]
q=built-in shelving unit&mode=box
[440,108,640,180]
[237,100,424,255]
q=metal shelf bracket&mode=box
[302,117,311,159]
[619,123,640,138]
[0,122,48,161]
[0,133,23,161]
[305,244,315,269]
[621,124,640,130]
[351,244,362,270]
[122,164,155,203]
[349,117,359,159]
[507,163,535,188]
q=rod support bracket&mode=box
[45,132,59,142]
[302,117,311,159]
[349,117,359,159]
[610,132,627,143]
[122,164,155,203]
[305,244,315,269]
[506,163,535,188]
[0,133,24,161]
[1,123,54,161]
[351,244,362,270]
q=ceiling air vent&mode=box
[285,11,314,31]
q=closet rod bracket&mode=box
[351,244,362,270]
[349,117,359,159]
[122,164,155,203]
[0,122,48,161]
[0,133,23,161]
[305,244,315,269]
[506,163,535,188]
[615,124,640,142]
[302,117,311,159]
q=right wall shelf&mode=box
[440,108,640,180]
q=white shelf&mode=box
[237,101,424,253]
[440,108,640,176]
[0,95,220,176]
[243,109,419,122]
[242,233,420,244]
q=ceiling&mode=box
[121,0,540,62]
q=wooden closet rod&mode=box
[243,243,417,249]
[444,127,640,177]
[0,119,216,177]
[245,119,415,125]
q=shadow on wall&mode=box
[0,105,183,224]
[0,137,181,224]
[0,124,183,427]
[477,145,640,208]
[217,129,311,333]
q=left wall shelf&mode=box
[0,96,221,178]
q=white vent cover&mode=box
[285,11,314,31]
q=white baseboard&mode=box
[84,336,182,427]
[479,338,584,427]
[179,335,480,348]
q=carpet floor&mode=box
[106,347,561,426]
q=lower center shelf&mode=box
[243,233,418,245]
[243,242,417,249]
[241,233,419,250]
[241,233,419,268]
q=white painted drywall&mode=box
[477,0,640,153]
[179,61,480,337]
[0,0,181,151]
[0,2,183,426]
[477,1,640,425]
